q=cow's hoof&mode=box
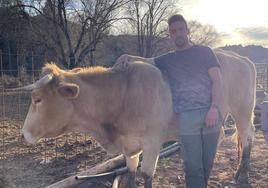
[118,173,136,188]
[144,179,152,188]
[142,173,153,188]
[233,179,251,188]
[237,177,249,185]
[126,175,137,188]
[234,172,249,185]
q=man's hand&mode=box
[205,106,219,127]
[113,54,130,69]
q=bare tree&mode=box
[188,20,221,47]
[17,0,129,68]
[125,0,179,57]
[0,1,31,72]
[143,20,222,55]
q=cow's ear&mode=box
[57,83,79,99]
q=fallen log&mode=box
[45,128,239,188]
[46,155,125,188]
[46,142,181,188]
[75,142,181,180]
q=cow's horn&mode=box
[7,73,54,91]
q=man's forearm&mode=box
[128,55,155,65]
[211,82,222,108]
[209,68,223,109]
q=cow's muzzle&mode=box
[21,129,38,144]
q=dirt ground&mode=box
[1,117,268,188]
[153,130,268,188]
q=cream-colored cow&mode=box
[20,50,255,187]
[21,62,176,188]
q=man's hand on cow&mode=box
[205,106,219,127]
[113,54,130,70]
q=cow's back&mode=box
[215,50,256,117]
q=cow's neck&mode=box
[67,102,123,153]
[66,69,128,135]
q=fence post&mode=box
[0,49,6,161]
[16,52,22,141]
[0,50,3,113]
[266,64,268,91]
[0,50,3,77]
[31,50,35,82]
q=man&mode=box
[115,14,222,188]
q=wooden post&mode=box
[16,51,22,140]
[0,50,4,114]
[0,50,3,79]
[31,50,34,82]
[0,50,5,161]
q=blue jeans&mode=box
[177,108,221,188]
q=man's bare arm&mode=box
[127,55,155,65]
[116,54,155,65]
[205,66,223,127]
[208,67,222,108]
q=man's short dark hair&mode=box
[168,14,188,28]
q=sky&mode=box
[180,0,268,47]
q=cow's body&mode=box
[22,62,177,187]
[22,50,256,187]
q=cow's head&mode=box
[19,64,80,144]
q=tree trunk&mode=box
[69,52,76,69]
[89,51,94,66]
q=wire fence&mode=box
[0,52,111,188]
[0,72,105,161]
[256,63,268,90]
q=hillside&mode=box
[219,45,268,63]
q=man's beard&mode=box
[174,36,188,48]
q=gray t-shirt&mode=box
[154,45,220,113]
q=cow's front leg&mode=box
[123,155,139,188]
[141,144,161,188]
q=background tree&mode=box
[0,0,29,73]
[124,0,179,57]
[145,20,222,55]
[18,0,130,68]
[188,20,221,47]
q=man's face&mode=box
[168,21,189,48]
